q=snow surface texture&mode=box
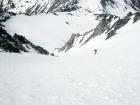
[1,14,140,105]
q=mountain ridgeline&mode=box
[0,0,79,15]
[56,12,140,52]
[100,0,140,11]
[125,0,140,11]
[0,0,140,15]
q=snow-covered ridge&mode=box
[1,0,79,15]
[78,0,140,17]
[1,0,140,16]
[3,10,99,52]
[56,12,140,54]
[125,0,140,11]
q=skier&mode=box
[94,49,97,54]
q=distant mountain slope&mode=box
[1,0,79,15]
[1,0,140,16]
[56,12,140,53]
[125,0,140,11]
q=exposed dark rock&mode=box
[0,0,15,13]
[0,27,49,55]
[133,12,140,23]
[0,11,49,55]
[0,0,4,13]
[0,27,21,53]
[100,0,115,8]
[84,14,118,44]
[57,12,140,52]
[125,0,140,11]
[24,0,80,15]
[106,13,132,39]
[58,0,80,12]
[4,0,15,12]
[85,13,132,41]
[57,33,81,52]
[56,30,93,52]
[0,12,16,22]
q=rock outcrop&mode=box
[57,12,140,52]
[0,26,49,55]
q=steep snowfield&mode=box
[103,0,131,17]
[0,16,140,105]
[101,0,135,17]
[3,10,99,52]
[78,0,102,13]
[78,0,137,17]
[77,0,135,17]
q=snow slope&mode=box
[78,0,102,13]
[0,14,140,105]
[3,10,99,52]
[104,0,131,17]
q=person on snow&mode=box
[94,49,97,54]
